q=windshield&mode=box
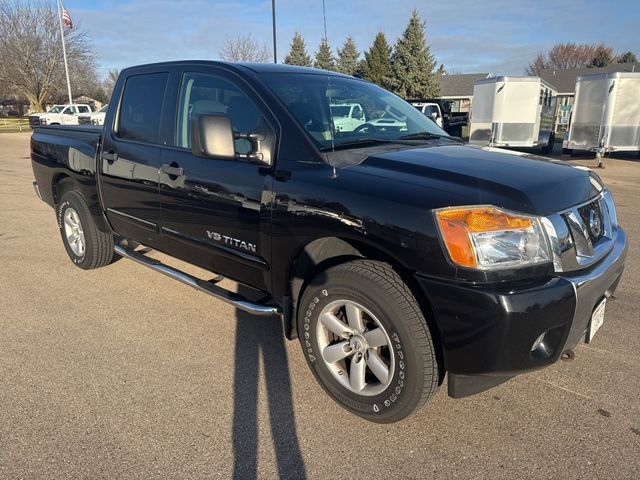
[98,105,108,113]
[262,73,447,150]
[47,105,64,113]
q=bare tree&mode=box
[526,53,547,75]
[526,43,616,74]
[0,0,98,112]
[219,34,271,63]
[103,69,120,99]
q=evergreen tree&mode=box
[360,32,392,88]
[336,36,359,75]
[314,38,336,71]
[437,63,446,75]
[284,32,312,67]
[617,51,638,64]
[389,9,440,98]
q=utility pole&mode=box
[271,0,277,63]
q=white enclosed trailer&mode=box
[563,72,640,157]
[470,76,557,153]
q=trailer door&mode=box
[567,78,607,150]
[608,76,640,150]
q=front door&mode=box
[99,70,170,249]
[158,68,277,290]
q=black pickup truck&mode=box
[31,61,627,423]
[410,98,468,137]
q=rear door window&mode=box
[118,72,169,144]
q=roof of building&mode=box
[539,63,640,94]
[437,73,491,97]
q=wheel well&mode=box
[285,237,445,381]
[52,174,73,204]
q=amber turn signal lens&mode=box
[435,207,535,268]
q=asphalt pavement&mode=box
[1,132,639,479]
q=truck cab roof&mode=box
[120,60,355,79]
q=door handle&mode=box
[161,164,184,177]
[102,150,117,163]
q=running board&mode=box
[114,245,280,316]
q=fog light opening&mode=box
[530,326,565,361]
[531,332,546,352]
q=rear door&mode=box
[157,67,277,290]
[99,69,170,249]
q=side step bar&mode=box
[114,245,280,317]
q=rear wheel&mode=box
[297,259,439,423]
[56,189,115,269]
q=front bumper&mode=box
[417,227,627,398]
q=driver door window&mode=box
[175,72,263,155]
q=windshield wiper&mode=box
[319,138,397,152]
[399,132,464,143]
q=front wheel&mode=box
[56,189,115,269]
[297,260,439,423]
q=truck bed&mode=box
[30,124,103,209]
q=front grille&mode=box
[543,191,617,272]
[28,116,41,128]
[576,200,604,244]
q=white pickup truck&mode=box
[78,104,108,126]
[411,102,444,128]
[330,103,367,132]
[29,104,93,128]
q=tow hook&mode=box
[560,349,575,362]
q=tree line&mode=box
[280,9,441,99]
[219,10,441,99]
[527,43,637,75]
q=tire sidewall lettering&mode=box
[301,283,409,416]
[57,196,86,264]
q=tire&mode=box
[297,259,439,423]
[56,189,115,269]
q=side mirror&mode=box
[191,114,235,160]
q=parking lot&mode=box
[1,131,639,479]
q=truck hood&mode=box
[346,143,603,216]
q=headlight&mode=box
[434,206,551,269]
[40,118,48,125]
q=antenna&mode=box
[322,0,328,41]
[271,0,277,63]
[321,0,336,178]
